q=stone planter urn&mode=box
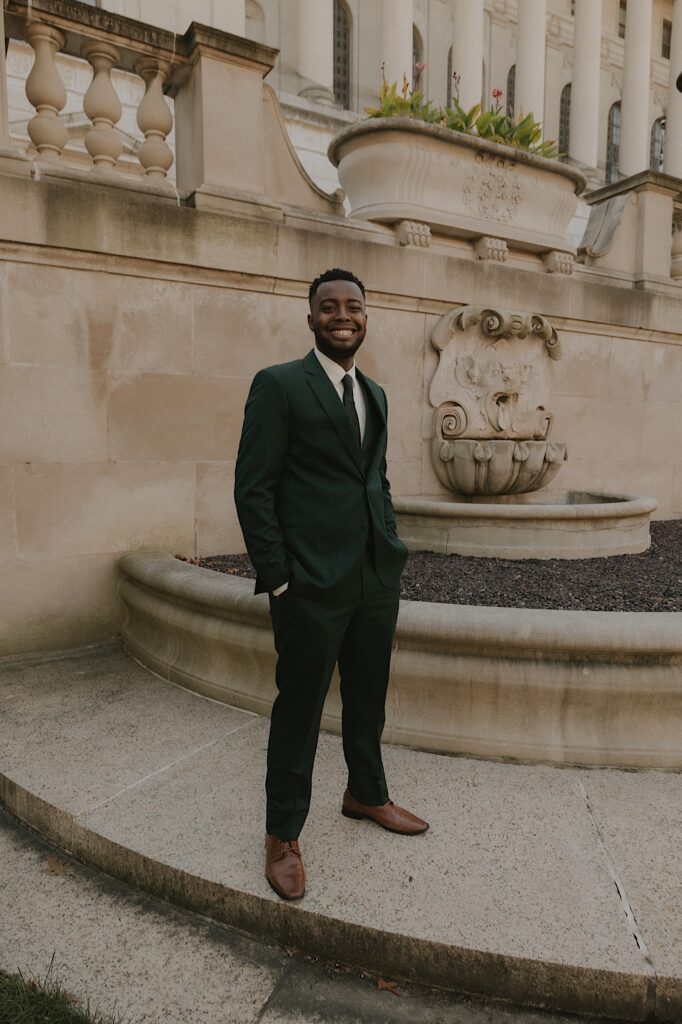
[328,118,585,259]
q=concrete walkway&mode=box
[1,644,680,1023]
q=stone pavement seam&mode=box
[79,714,263,816]
[578,778,657,1017]
[254,957,297,1023]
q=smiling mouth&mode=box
[329,328,356,338]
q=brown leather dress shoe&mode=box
[265,834,306,900]
[341,790,429,835]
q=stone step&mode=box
[1,643,678,1022]
[0,805,592,1024]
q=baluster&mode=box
[82,41,123,171]
[134,58,173,179]
[25,22,68,160]
[0,1,11,144]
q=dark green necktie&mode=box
[342,373,361,448]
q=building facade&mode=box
[4,0,682,194]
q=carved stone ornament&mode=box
[463,154,523,224]
[396,220,431,248]
[543,250,575,274]
[474,236,508,261]
[429,306,567,495]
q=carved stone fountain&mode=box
[430,306,567,496]
[393,305,656,559]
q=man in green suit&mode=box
[235,268,429,901]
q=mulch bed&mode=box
[196,520,681,612]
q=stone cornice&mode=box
[4,0,278,80]
[586,169,682,205]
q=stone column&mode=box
[515,0,546,124]
[664,0,682,177]
[568,0,602,169]
[297,0,335,104]
[214,0,246,37]
[451,0,484,109]
[620,0,653,176]
[381,0,413,87]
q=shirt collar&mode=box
[314,345,356,384]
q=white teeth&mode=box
[331,329,354,337]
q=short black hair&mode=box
[308,268,366,304]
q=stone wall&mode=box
[1,166,681,656]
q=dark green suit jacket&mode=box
[234,349,407,599]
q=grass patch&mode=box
[0,958,126,1024]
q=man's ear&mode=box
[307,313,314,331]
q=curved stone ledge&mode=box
[0,760,652,1024]
[118,552,682,770]
[393,492,657,559]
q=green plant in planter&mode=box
[364,69,441,124]
[365,73,560,160]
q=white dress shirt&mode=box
[313,346,367,441]
[272,347,368,596]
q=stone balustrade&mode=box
[3,0,185,181]
[2,0,340,214]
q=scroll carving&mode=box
[429,305,567,495]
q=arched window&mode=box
[606,101,621,183]
[506,64,515,117]
[618,0,627,39]
[447,46,453,106]
[412,26,424,89]
[559,82,571,157]
[333,0,351,109]
[650,116,666,171]
[245,0,265,44]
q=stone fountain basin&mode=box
[393,491,657,559]
[118,551,682,771]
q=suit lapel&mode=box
[304,350,363,471]
[356,369,387,429]
[356,368,386,469]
